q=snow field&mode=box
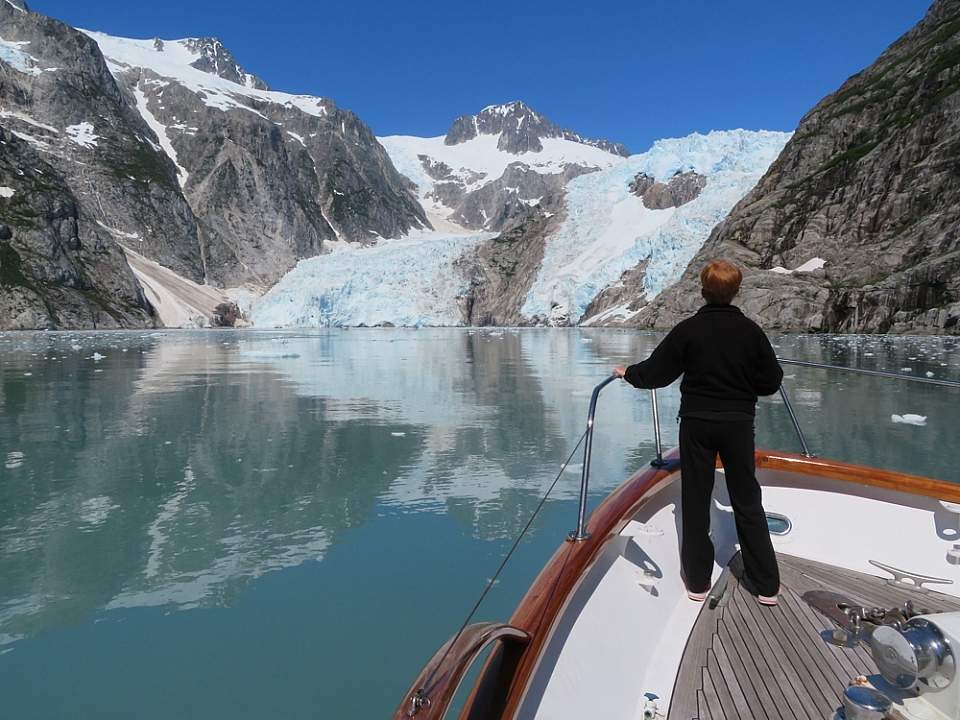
[379,132,622,207]
[82,31,332,119]
[65,122,98,148]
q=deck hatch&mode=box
[765,512,792,535]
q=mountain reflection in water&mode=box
[0,329,956,718]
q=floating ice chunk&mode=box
[891,414,927,426]
[901,367,912,372]
[926,371,935,378]
[78,496,119,527]
[241,351,301,359]
[390,432,406,437]
[0,186,14,198]
[4,451,24,469]
[91,352,106,361]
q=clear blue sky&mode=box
[31,0,931,152]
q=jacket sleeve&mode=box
[752,331,784,396]
[623,327,684,389]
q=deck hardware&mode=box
[407,689,430,717]
[804,591,927,646]
[871,617,956,691]
[778,384,815,457]
[707,564,734,609]
[869,559,955,592]
[569,375,617,542]
[778,357,960,389]
[839,685,892,720]
[570,379,669,541]
[649,389,667,468]
[765,512,792,535]
[948,545,960,566]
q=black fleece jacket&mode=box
[624,304,783,418]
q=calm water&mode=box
[0,329,958,719]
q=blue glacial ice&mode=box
[520,129,791,323]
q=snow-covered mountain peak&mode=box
[177,36,269,90]
[479,100,541,119]
[82,30,334,118]
[444,100,630,157]
[1,0,29,12]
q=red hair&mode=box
[700,260,742,304]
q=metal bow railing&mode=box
[568,377,665,542]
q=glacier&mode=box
[252,230,494,328]
[521,129,791,324]
[254,130,789,328]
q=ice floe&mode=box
[891,414,927,426]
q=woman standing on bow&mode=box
[614,259,783,605]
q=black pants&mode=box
[679,417,780,596]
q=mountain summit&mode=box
[177,37,269,90]
[444,101,630,156]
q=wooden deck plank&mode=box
[738,587,837,716]
[716,621,768,720]
[697,690,714,720]
[701,666,726,720]
[778,587,863,681]
[668,552,960,720]
[757,592,845,712]
[775,562,876,679]
[669,602,718,720]
[711,633,756,720]
[706,651,738,720]
[725,588,811,720]
[721,599,788,720]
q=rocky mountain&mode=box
[1,1,428,329]
[83,31,428,288]
[633,0,960,334]
[0,0,191,328]
[444,100,630,156]
[177,37,268,90]
[380,101,629,233]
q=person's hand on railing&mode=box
[612,366,626,379]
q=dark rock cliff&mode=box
[637,0,960,334]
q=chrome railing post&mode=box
[649,388,667,468]
[569,375,616,542]
[779,384,815,458]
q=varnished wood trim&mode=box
[392,622,530,720]
[753,450,960,503]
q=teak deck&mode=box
[667,553,960,720]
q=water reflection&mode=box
[0,329,957,714]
